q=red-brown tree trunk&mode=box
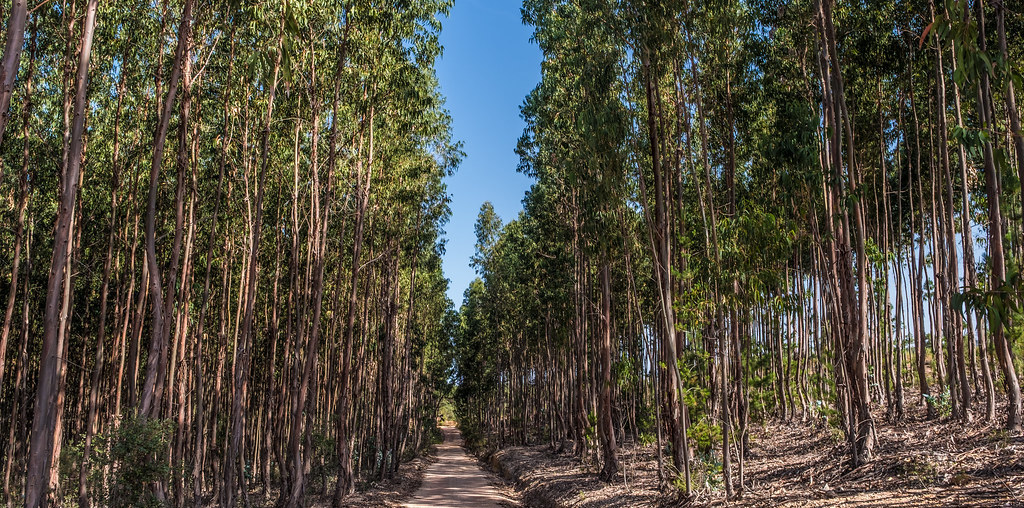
[25,1,98,505]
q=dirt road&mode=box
[404,427,513,508]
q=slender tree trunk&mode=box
[140,0,195,419]
[0,0,27,152]
[976,0,1021,431]
[25,2,98,505]
[279,18,350,506]
[222,29,282,508]
[78,57,127,508]
[0,15,34,394]
[598,260,618,481]
[332,98,373,506]
[637,45,689,494]
[994,1,1024,212]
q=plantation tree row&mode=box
[0,1,460,507]
[454,0,1023,498]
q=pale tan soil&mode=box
[404,426,518,508]
[249,428,515,507]
[489,398,1024,507]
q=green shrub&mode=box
[923,390,952,419]
[96,416,175,508]
[638,432,656,447]
[689,416,721,455]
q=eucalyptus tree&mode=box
[25,2,99,506]
[0,1,458,506]
[454,0,1024,501]
[0,0,27,150]
[520,0,629,479]
[940,0,1022,432]
[617,0,693,487]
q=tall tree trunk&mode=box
[637,44,689,494]
[222,29,282,508]
[994,0,1024,213]
[0,0,27,152]
[25,1,98,505]
[597,259,618,481]
[332,98,373,506]
[976,0,1021,432]
[0,14,34,394]
[78,52,127,508]
[817,0,874,463]
[279,18,350,506]
[140,0,195,419]
[949,29,996,420]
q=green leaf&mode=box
[281,49,292,84]
[285,4,301,35]
[979,51,992,74]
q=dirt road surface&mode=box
[404,427,513,508]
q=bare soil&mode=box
[250,429,516,508]
[488,398,1024,507]
[404,427,517,508]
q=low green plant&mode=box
[689,417,722,455]
[639,432,656,447]
[922,390,952,419]
[584,411,597,447]
[74,416,176,508]
[671,470,689,492]
[309,428,337,491]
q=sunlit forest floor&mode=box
[484,395,1024,507]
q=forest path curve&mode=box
[404,426,514,508]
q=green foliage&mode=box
[437,398,457,423]
[585,411,598,445]
[690,452,724,490]
[639,432,657,447]
[446,0,1024,491]
[106,418,175,508]
[743,352,777,421]
[953,268,1024,330]
[923,391,953,419]
[66,417,177,508]
[816,402,845,442]
[456,418,488,453]
[689,417,722,456]
[635,402,658,438]
[309,428,338,489]
[0,0,462,503]
[679,348,712,414]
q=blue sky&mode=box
[436,0,540,304]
